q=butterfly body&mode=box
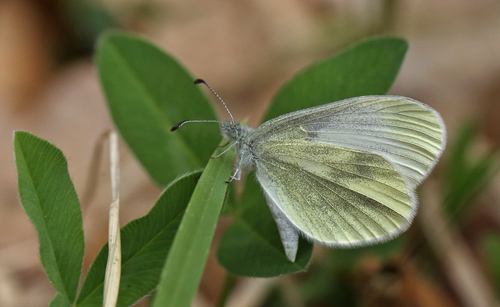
[220,121,257,178]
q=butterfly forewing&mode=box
[254,96,446,191]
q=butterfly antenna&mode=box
[170,119,222,132]
[194,79,234,123]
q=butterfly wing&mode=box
[256,141,414,254]
[251,96,446,261]
[255,95,446,190]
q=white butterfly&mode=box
[172,79,446,262]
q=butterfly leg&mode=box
[211,141,238,159]
[226,158,242,183]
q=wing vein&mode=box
[301,170,366,241]
[306,172,385,238]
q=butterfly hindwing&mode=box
[256,141,414,246]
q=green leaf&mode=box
[264,36,408,121]
[152,142,234,307]
[49,293,71,307]
[76,171,202,307]
[14,131,84,303]
[219,36,408,275]
[218,175,313,277]
[97,31,220,186]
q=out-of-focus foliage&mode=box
[443,123,500,223]
[481,233,500,294]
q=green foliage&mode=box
[481,233,500,293]
[97,31,220,186]
[443,123,500,222]
[264,36,408,122]
[49,293,72,307]
[64,0,117,53]
[15,32,413,306]
[151,142,234,307]
[76,171,202,307]
[14,131,206,306]
[14,132,85,305]
[296,238,403,306]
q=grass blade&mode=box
[152,142,234,307]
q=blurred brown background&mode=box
[1,0,500,306]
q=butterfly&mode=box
[171,79,446,262]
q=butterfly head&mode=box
[221,121,255,143]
